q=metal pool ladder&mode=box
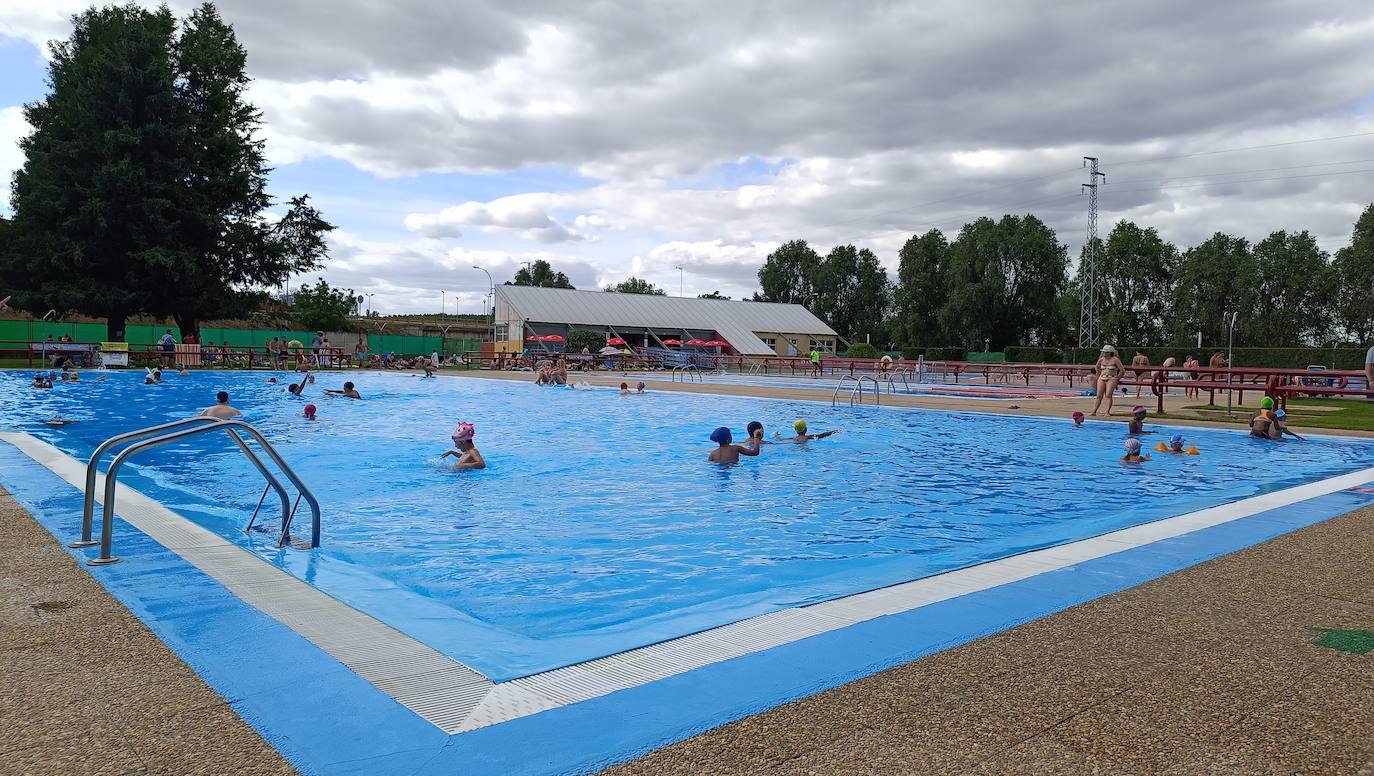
[74,419,321,566]
[831,375,881,407]
[671,364,702,383]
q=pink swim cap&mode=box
[451,421,475,442]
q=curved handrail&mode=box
[74,417,222,547]
[848,375,882,407]
[90,420,321,565]
[831,375,861,406]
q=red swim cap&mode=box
[304,403,316,417]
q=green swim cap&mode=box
[1260,397,1273,409]
[794,420,807,433]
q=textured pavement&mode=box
[0,487,293,776]
[604,508,1374,775]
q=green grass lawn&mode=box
[1184,399,1374,432]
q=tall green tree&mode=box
[938,215,1067,349]
[1334,204,1374,343]
[1168,233,1257,347]
[756,239,819,306]
[2,3,332,340]
[1249,230,1336,346]
[893,229,948,346]
[1090,220,1179,346]
[4,5,182,340]
[507,259,574,288]
[812,245,888,342]
[606,276,666,295]
[291,278,355,331]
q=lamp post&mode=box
[472,266,494,344]
[674,264,684,297]
[441,290,447,318]
[365,293,375,316]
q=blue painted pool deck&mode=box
[4,439,1373,776]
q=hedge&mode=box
[899,346,966,361]
[844,342,879,359]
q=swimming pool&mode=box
[2,369,1370,682]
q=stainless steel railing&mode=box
[83,419,320,566]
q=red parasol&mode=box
[525,334,538,341]
[685,339,708,346]
[540,334,565,342]
[704,340,727,347]
[606,337,627,346]
[661,338,681,345]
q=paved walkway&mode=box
[604,507,1374,775]
[0,487,292,776]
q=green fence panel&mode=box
[964,351,1005,362]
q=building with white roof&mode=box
[493,285,838,357]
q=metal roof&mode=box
[496,285,836,355]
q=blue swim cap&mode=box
[1170,433,1185,445]
[710,426,731,444]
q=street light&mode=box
[472,266,494,344]
[365,293,375,316]
[1225,311,1239,417]
[674,264,684,297]
[441,290,446,318]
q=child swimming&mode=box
[1270,409,1305,441]
[1122,437,1150,463]
[440,421,486,470]
[1072,411,1084,427]
[619,382,630,395]
[773,419,841,443]
[303,403,317,420]
[1154,433,1200,455]
[1127,405,1154,435]
[707,426,762,463]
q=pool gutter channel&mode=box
[4,428,1373,736]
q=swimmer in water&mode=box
[619,382,629,395]
[284,382,305,397]
[773,419,841,443]
[323,381,360,399]
[303,403,317,421]
[1249,397,1275,438]
[43,415,78,426]
[1072,411,1085,427]
[1155,433,1200,455]
[1270,408,1305,440]
[1127,405,1154,435]
[177,364,189,376]
[636,382,646,394]
[440,421,485,470]
[199,391,241,419]
[1122,437,1150,463]
[266,376,278,384]
[423,363,436,377]
[707,426,762,463]
[32,373,50,389]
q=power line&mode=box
[1107,157,1374,186]
[1112,130,1374,168]
[1099,167,1374,200]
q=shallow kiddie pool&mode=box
[1,368,1368,680]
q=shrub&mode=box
[844,342,879,359]
[564,329,604,354]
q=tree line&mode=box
[0,3,333,340]
[755,204,1374,350]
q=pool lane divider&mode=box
[4,429,1374,774]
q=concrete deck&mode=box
[0,486,292,776]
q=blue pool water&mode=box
[2,369,1369,680]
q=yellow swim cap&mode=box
[793,420,807,433]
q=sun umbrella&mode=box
[525,334,538,341]
[704,340,727,347]
[685,339,708,346]
[662,338,681,345]
[540,334,565,342]
[606,337,627,346]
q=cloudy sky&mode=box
[2,1,1373,314]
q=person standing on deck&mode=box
[1090,345,1125,416]
[1365,343,1374,399]
[1131,351,1151,397]
[810,348,821,378]
[158,329,176,368]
